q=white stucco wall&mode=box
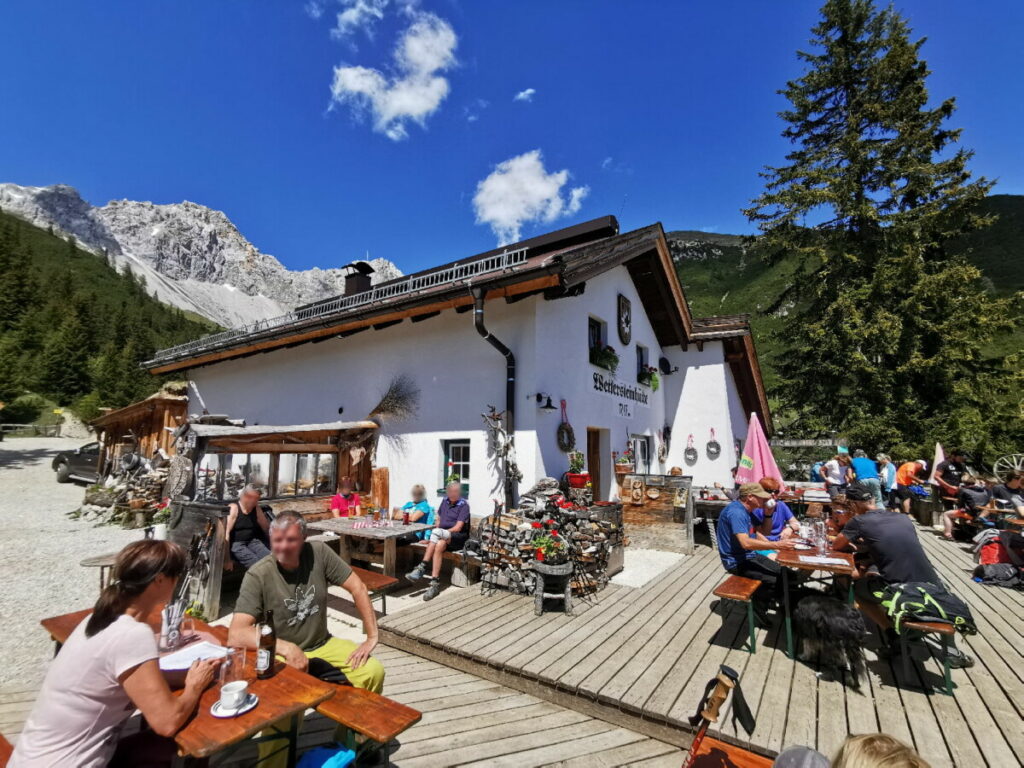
[188,264,754,509]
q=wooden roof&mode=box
[91,396,187,428]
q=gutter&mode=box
[470,285,517,510]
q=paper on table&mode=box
[799,555,848,565]
[159,641,229,670]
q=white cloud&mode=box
[473,150,589,245]
[330,11,457,141]
[513,88,536,102]
[305,0,327,20]
[330,0,389,39]
[601,156,613,170]
[463,97,488,123]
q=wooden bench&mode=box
[406,541,481,587]
[80,552,119,591]
[712,575,761,653]
[349,565,399,616]
[315,684,421,762]
[900,620,957,695]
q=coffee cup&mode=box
[220,680,249,710]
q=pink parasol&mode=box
[734,412,785,490]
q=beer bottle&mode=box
[256,610,276,679]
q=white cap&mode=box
[917,460,928,469]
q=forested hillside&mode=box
[0,211,218,424]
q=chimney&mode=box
[343,261,375,295]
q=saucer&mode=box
[211,693,258,718]
[793,543,813,551]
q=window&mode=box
[195,454,221,502]
[632,435,652,474]
[589,317,617,371]
[636,344,649,382]
[225,453,271,498]
[588,317,606,353]
[276,453,337,497]
[442,439,471,492]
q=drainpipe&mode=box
[470,286,517,510]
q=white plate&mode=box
[793,543,813,551]
[211,693,259,718]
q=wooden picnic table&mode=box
[308,517,434,578]
[39,609,335,767]
[775,547,856,659]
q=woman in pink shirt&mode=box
[11,540,219,768]
[330,476,362,517]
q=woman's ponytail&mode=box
[84,540,186,637]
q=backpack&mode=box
[875,581,977,635]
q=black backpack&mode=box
[875,581,978,635]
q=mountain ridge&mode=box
[0,183,403,329]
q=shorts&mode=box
[894,485,915,502]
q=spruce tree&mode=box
[37,308,93,403]
[745,0,1022,458]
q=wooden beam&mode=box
[207,442,344,454]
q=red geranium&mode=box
[531,521,542,529]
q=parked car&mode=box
[52,441,100,484]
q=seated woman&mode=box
[11,540,219,768]
[756,476,800,541]
[330,476,361,518]
[226,483,272,569]
[390,483,435,537]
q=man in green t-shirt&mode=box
[228,510,385,766]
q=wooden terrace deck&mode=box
[379,526,1024,767]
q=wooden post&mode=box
[371,467,389,512]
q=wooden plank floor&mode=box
[0,650,684,767]
[380,527,1024,767]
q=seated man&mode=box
[755,476,800,541]
[833,482,974,668]
[390,483,435,539]
[942,474,995,540]
[992,470,1024,516]
[715,482,796,615]
[933,449,968,499]
[225,484,272,570]
[405,481,470,601]
[228,510,385,767]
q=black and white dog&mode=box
[793,592,867,688]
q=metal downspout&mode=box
[470,286,517,510]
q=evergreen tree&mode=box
[744,0,1022,458]
[37,306,93,403]
[0,245,39,332]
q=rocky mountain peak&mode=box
[0,182,403,328]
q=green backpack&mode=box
[875,581,977,635]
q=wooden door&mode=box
[587,428,603,502]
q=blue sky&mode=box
[1,1,1021,274]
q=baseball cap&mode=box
[738,482,772,500]
[876,453,890,462]
[845,482,874,502]
[917,459,928,470]
[773,746,830,768]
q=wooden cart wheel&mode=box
[993,453,1024,482]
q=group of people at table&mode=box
[715,476,975,668]
[11,480,474,767]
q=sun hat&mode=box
[738,482,772,500]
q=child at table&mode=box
[330,476,361,518]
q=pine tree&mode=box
[37,307,93,403]
[744,0,1022,458]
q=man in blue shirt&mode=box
[716,483,796,611]
[406,481,470,601]
[850,450,883,507]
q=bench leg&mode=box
[940,634,953,695]
[782,567,793,659]
[746,600,756,654]
[381,593,387,617]
[901,632,911,687]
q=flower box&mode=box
[566,472,590,489]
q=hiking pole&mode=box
[682,664,754,768]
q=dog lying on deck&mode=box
[793,592,867,688]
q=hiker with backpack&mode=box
[832,482,976,668]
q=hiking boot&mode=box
[423,579,441,601]
[406,563,427,582]
[947,651,975,669]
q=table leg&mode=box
[383,538,397,578]
[782,567,793,659]
[286,713,299,768]
[338,534,352,563]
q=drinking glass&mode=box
[219,647,247,687]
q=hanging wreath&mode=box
[556,399,576,452]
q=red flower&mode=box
[531,521,542,529]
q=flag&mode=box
[734,412,785,490]
[928,442,944,485]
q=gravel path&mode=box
[0,437,137,687]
